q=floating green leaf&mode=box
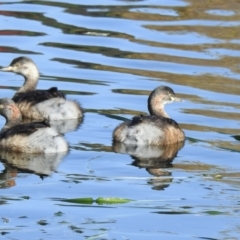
[62,197,132,205]
[63,198,94,204]
[95,197,132,204]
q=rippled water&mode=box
[1,0,240,239]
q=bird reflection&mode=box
[0,150,68,188]
[22,117,83,134]
[0,166,17,188]
[113,141,184,190]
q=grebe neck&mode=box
[17,68,39,93]
[148,96,170,118]
[1,104,23,131]
[149,106,169,118]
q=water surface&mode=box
[0,0,240,239]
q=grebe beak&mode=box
[172,96,183,102]
[0,66,14,72]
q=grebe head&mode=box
[0,98,22,130]
[0,56,39,80]
[0,56,40,92]
[148,86,182,118]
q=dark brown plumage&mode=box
[0,120,50,140]
[13,87,66,106]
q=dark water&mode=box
[0,0,240,239]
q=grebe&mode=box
[0,56,83,120]
[0,98,68,153]
[113,86,185,145]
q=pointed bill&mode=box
[0,66,14,72]
[172,96,183,102]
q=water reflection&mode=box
[49,118,83,134]
[0,150,67,187]
[22,118,83,134]
[113,142,184,190]
[113,141,184,167]
[1,0,240,238]
[0,166,17,188]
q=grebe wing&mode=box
[130,115,180,128]
[13,87,66,105]
[0,121,51,139]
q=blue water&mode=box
[0,0,240,239]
